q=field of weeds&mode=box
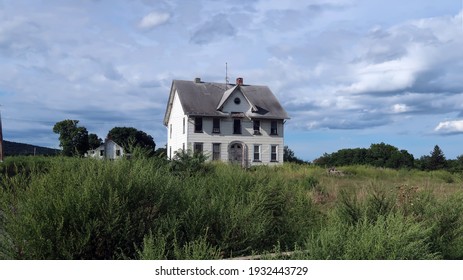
[1,157,463,259]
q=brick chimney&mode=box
[236,77,243,86]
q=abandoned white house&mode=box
[163,77,289,166]
[86,139,125,160]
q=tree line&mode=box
[312,142,463,172]
[53,119,156,157]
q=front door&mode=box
[229,143,242,164]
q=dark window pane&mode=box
[233,119,241,134]
[195,117,203,133]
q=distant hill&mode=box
[3,140,60,156]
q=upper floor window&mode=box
[253,120,261,135]
[270,120,278,135]
[213,118,220,133]
[234,97,241,104]
[194,117,203,133]
[233,119,241,134]
[169,124,172,139]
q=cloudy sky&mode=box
[1,0,462,161]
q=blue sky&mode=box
[1,0,462,161]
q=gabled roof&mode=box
[163,79,289,126]
[216,85,258,112]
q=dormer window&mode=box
[234,97,241,105]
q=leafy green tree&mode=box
[107,127,156,154]
[283,146,305,164]
[53,120,89,156]
[88,133,103,150]
[313,143,414,169]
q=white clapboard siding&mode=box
[166,90,188,159]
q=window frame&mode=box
[183,117,185,134]
[271,145,278,162]
[270,120,278,135]
[194,142,203,154]
[194,117,203,133]
[253,144,261,162]
[212,143,221,161]
[253,120,261,135]
[233,119,242,134]
[212,118,221,133]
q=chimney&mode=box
[236,77,243,86]
[194,77,201,83]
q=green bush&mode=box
[304,213,438,260]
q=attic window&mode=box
[234,97,241,105]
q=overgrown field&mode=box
[1,156,463,259]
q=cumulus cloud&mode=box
[138,12,170,29]
[434,120,463,134]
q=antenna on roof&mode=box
[225,62,229,87]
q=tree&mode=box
[107,127,156,154]
[313,142,414,169]
[283,146,305,164]
[53,120,89,156]
[429,145,447,170]
[88,133,103,150]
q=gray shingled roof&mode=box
[164,79,289,126]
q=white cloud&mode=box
[392,104,410,113]
[434,120,463,134]
[138,12,170,29]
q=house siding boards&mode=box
[167,90,188,157]
[164,78,289,165]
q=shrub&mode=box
[304,213,438,260]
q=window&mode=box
[253,120,261,135]
[194,142,203,154]
[100,150,104,157]
[270,120,278,135]
[213,118,220,133]
[194,117,203,133]
[169,146,172,159]
[234,97,241,104]
[212,143,221,160]
[183,117,185,134]
[169,124,172,139]
[116,150,121,156]
[271,145,278,162]
[253,145,261,162]
[233,119,241,134]
[182,143,185,151]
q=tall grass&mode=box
[1,159,463,259]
